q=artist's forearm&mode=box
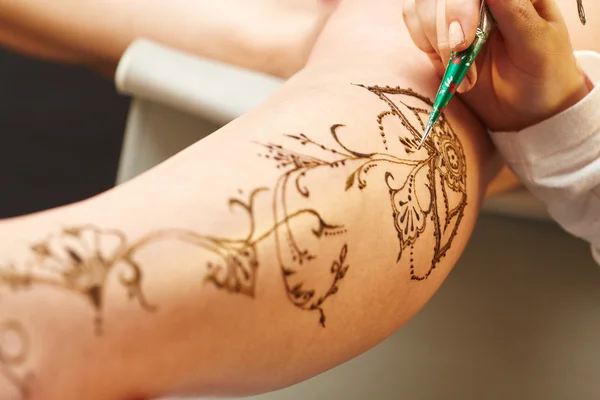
[0,57,496,399]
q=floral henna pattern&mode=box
[0,201,344,397]
[0,85,467,397]
[262,85,467,282]
[1,226,155,334]
[358,85,467,279]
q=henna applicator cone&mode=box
[418,1,493,149]
[419,0,588,149]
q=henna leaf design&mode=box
[358,85,468,278]
[0,84,468,397]
[2,226,154,333]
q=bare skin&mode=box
[0,1,501,399]
[0,0,335,78]
[2,1,597,398]
[0,0,587,197]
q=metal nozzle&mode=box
[418,120,434,149]
[477,1,494,40]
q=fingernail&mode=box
[448,21,465,50]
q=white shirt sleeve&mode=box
[489,51,600,264]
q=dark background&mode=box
[0,49,130,218]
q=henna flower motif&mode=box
[24,226,153,331]
[355,84,467,279]
[31,227,124,308]
[387,171,427,251]
[433,132,466,192]
[204,245,259,297]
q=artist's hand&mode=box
[403,0,590,131]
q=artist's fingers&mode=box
[415,0,442,55]
[487,0,569,58]
[404,0,436,53]
[443,0,480,92]
[434,0,453,67]
[445,0,481,52]
[412,0,454,68]
[403,0,446,77]
[485,0,546,47]
[530,0,564,23]
[457,62,477,93]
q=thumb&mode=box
[485,0,563,48]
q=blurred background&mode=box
[0,48,129,218]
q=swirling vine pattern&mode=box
[0,84,467,397]
[262,85,466,284]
